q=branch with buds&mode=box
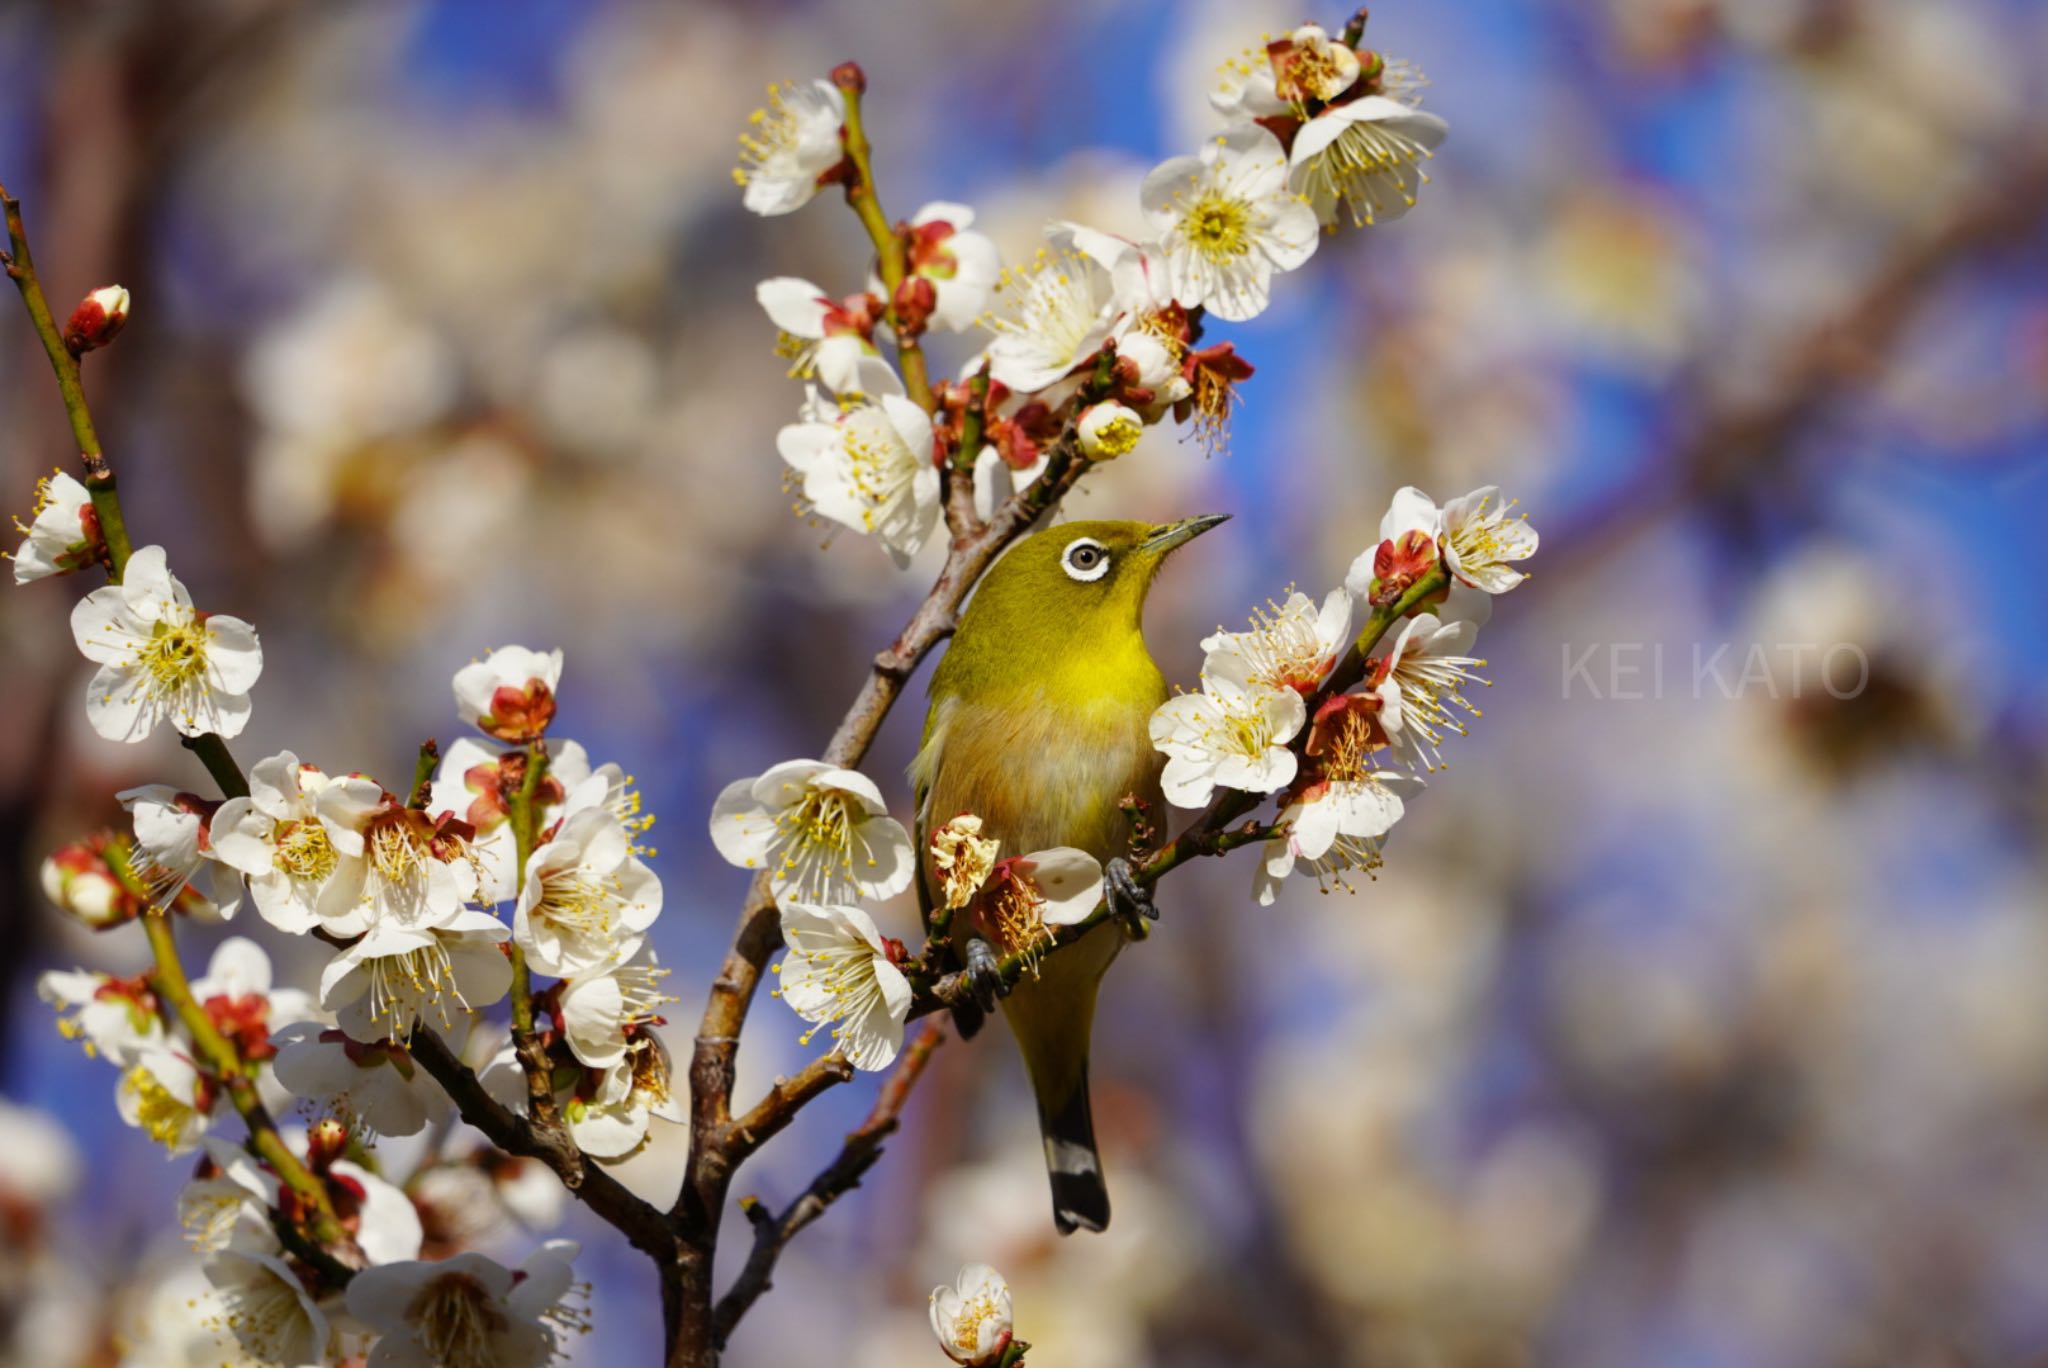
[7,12,1508,1366]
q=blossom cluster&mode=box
[743,16,1449,570]
[1151,484,1537,902]
[13,471,628,1363]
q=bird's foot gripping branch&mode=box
[8,9,1533,1366]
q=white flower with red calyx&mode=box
[982,240,1122,395]
[325,1152,427,1266]
[344,1241,588,1368]
[734,79,846,217]
[1050,219,1174,319]
[1270,25,1367,106]
[773,902,912,1071]
[38,967,164,1064]
[452,645,563,746]
[189,936,317,1066]
[40,831,147,929]
[902,202,1003,332]
[118,784,241,921]
[1254,767,1421,904]
[1201,589,1353,697]
[973,848,1104,975]
[430,737,635,904]
[200,1243,336,1366]
[710,759,915,906]
[756,278,901,396]
[270,1021,452,1139]
[318,909,513,1043]
[514,808,663,977]
[1440,485,1538,593]
[930,1263,1015,1367]
[1366,605,1491,771]
[559,953,675,1071]
[178,1135,279,1253]
[1141,125,1318,323]
[1076,401,1145,461]
[776,391,941,567]
[964,382,1060,521]
[1347,484,1447,608]
[209,751,361,935]
[565,1037,686,1160]
[10,469,105,582]
[69,544,263,742]
[315,778,481,933]
[1290,94,1449,231]
[116,1045,214,1153]
[62,284,130,354]
[1150,676,1307,808]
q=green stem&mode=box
[506,741,558,1123]
[836,78,935,413]
[953,366,990,474]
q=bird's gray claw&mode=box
[964,936,1005,1012]
[1105,856,1157,940]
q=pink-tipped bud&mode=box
[40,834,142,930]
[831,61,867,95]
[63,285,130,356]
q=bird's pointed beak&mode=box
[1141,513,1230,554]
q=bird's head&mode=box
[953,516,1230,669]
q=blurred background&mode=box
[3,0,2047,1364]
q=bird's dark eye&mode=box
[1062,539,1110,582]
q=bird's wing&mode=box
[908,695,955,933]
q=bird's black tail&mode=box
[1039,1066,1110,1235]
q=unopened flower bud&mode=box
[1076,402,1144,461]
[41,835,141,930]
[831,61,867,95]
[63,285,130,356]
[892,275,937,337]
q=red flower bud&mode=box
[62,285,130,356]
[830,61,867,95]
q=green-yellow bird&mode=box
[911,514,1227,1234]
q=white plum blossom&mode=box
[10,469,101,582]
[38,967,164,1064]
[903,202,1003,332]
[735,79,845,217]
[1290,95,1449,229]
[559,955,673,1071]
[209,752,355,934]
[69,544,262,742]
[1367,609,1490,771]
[710,759,915,905]
[776,392,941,567]
[756,277,900,397]
[983,243,1120,394]
[201,1243,335,1366]
[930,1263,1015,1366]
[977,847,1106,967]
[565,1040,686,1160]
[189,936,317,1034]
[1254,770,1420,904]
[1441,485,1539,593]
[1149,677,1307,808]
[929,812,1002,911]
[430,737,613,904]
[344,1241,586,1368]
[177,1136,279,1253]
[774,902,912,1071]
[514,808,663,977]
[1076,401,1144,460]
[315,778,480,933]
[318,909,513,1042]
[452,645,562,745]
[116,1046,213,1154]
[334,1155,427,1265]
[970,444,1047,523]
[1201,589,1353,697]
[1140,125,1318,322]
[118,784,240,919]
[271,1021,451,1138]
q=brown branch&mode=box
[712,1019,947,1345]
[726,1049,857,1165]
[406,1026,678,1261]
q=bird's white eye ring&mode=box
[1062,539,1110,582]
